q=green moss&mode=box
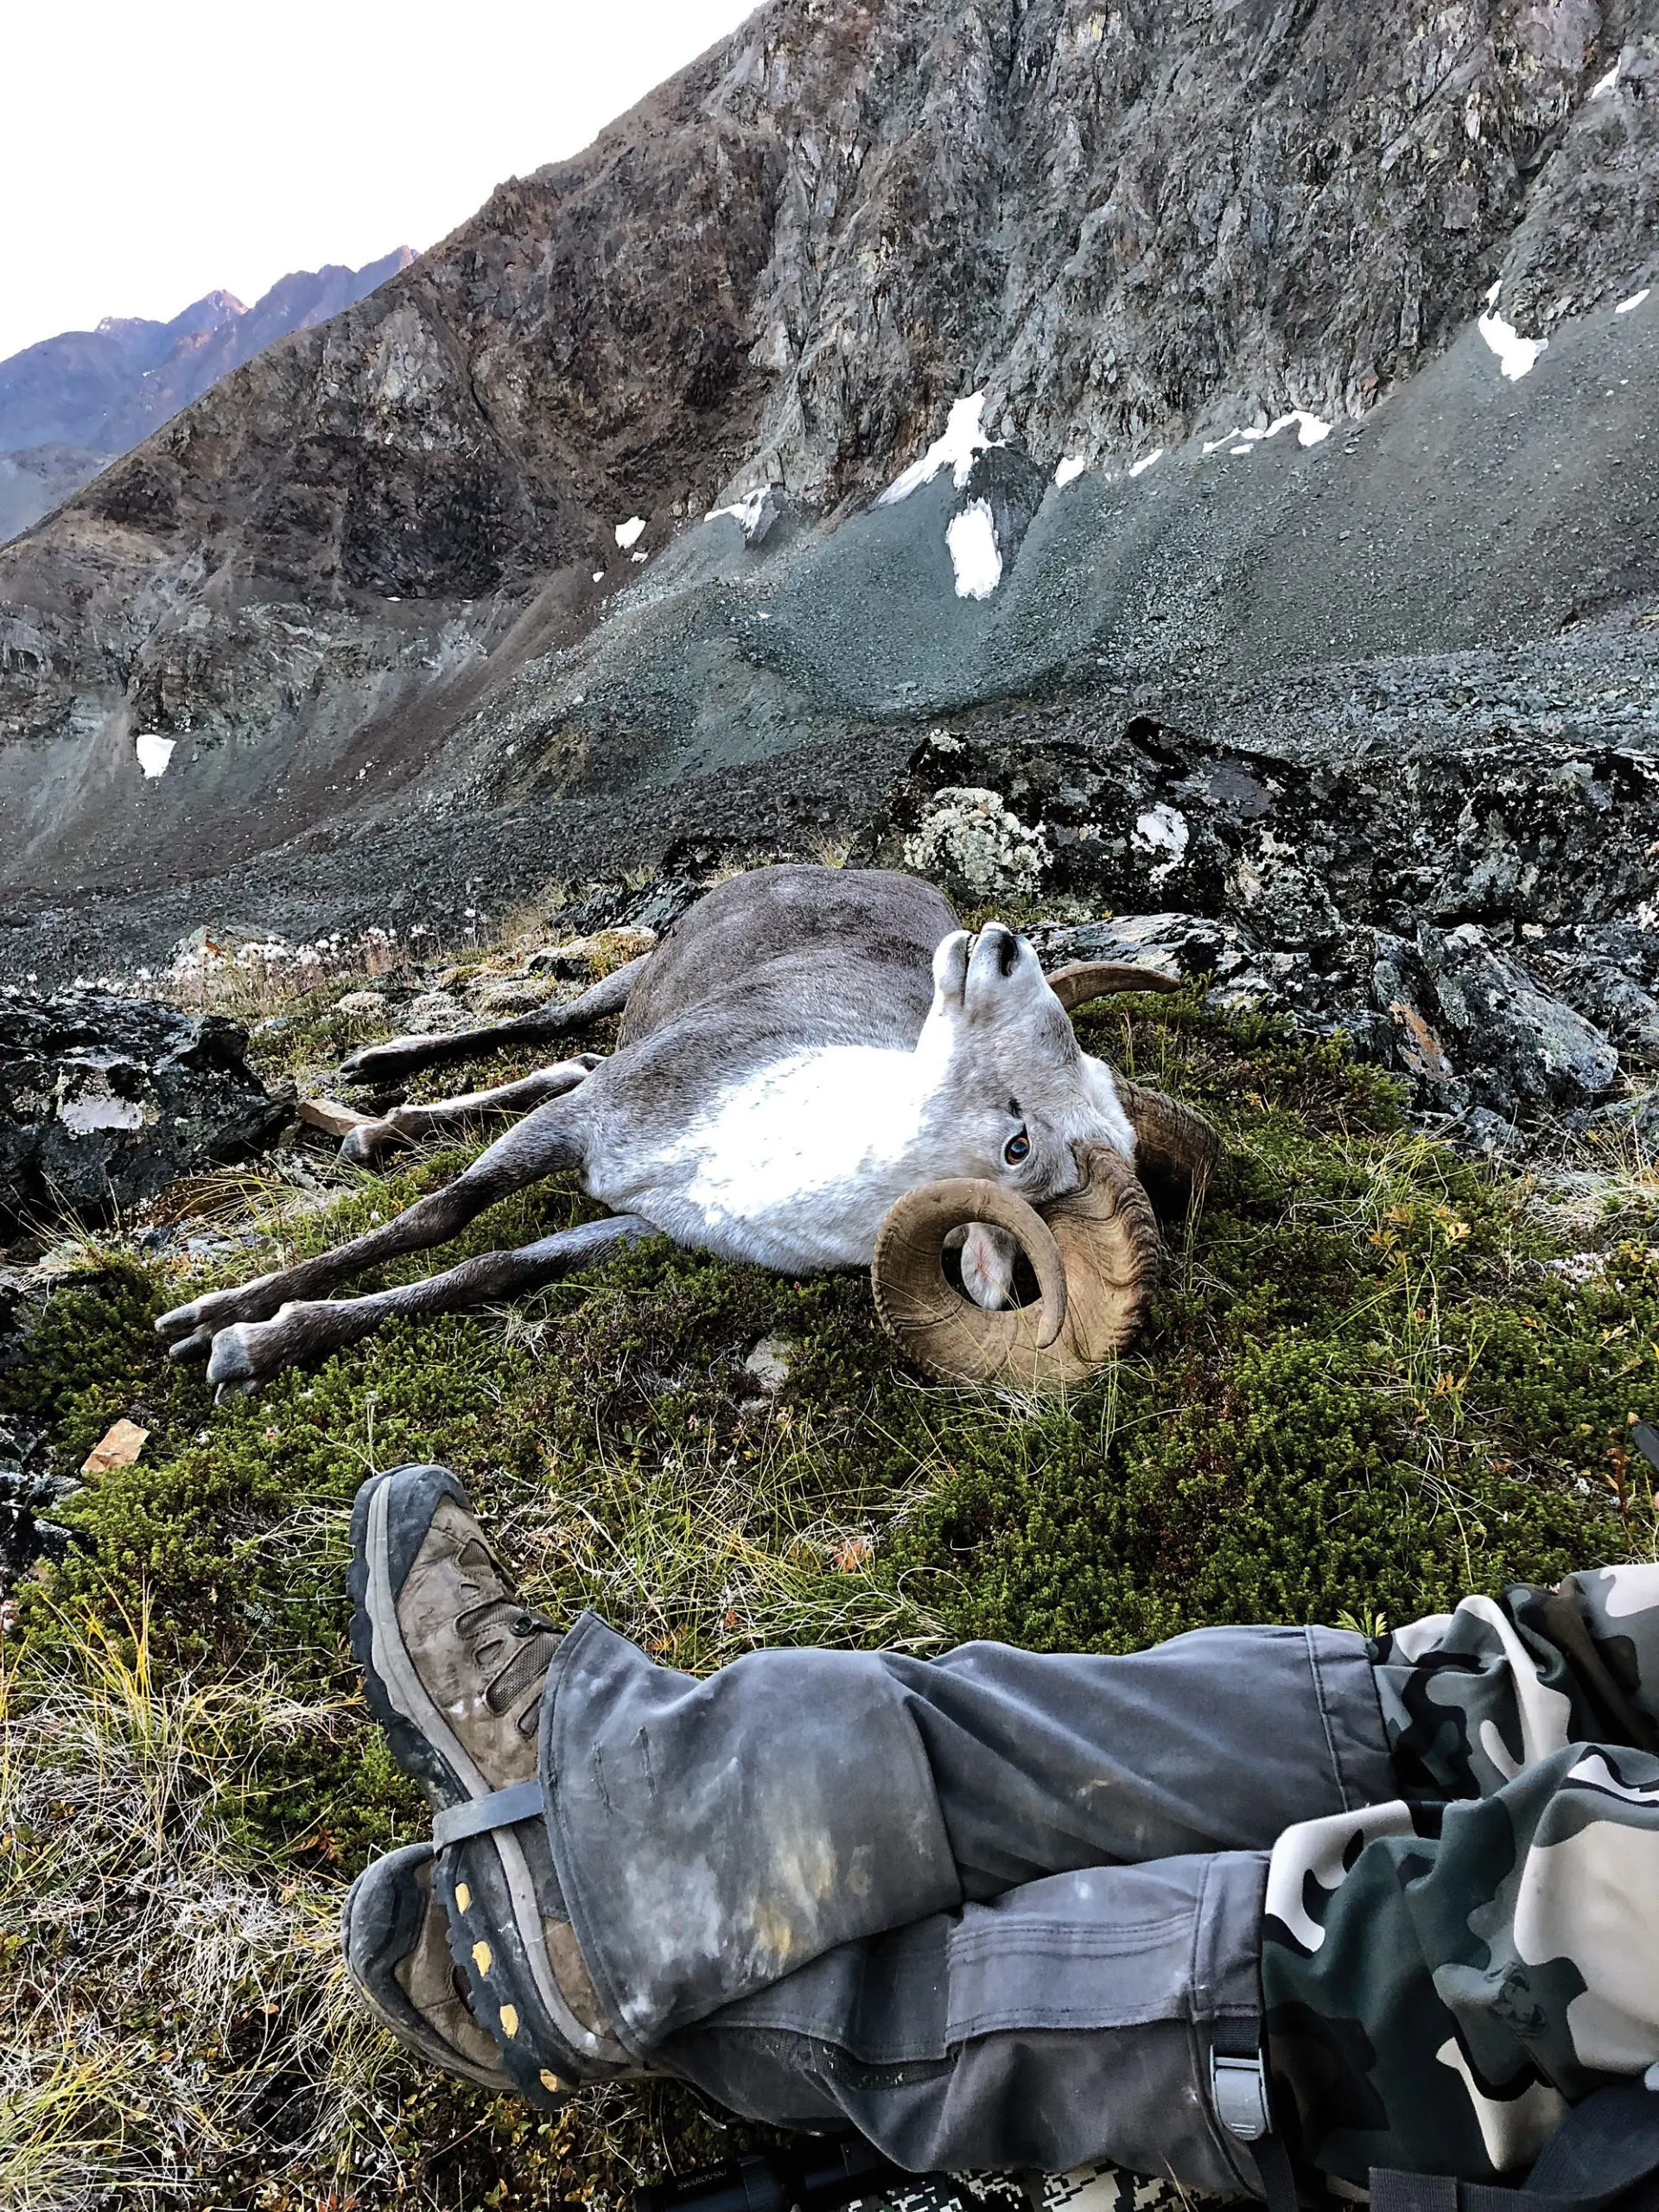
[3,988,1656,2205]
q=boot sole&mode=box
[340,1843,514,2095]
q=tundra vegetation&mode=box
[2,903,1656,2210]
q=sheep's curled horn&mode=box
[871,961,1222,1389]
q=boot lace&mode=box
[454,1592,561,1733]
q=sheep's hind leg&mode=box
[340,1055,601,1166]
[156,1098,587,1359]
[340,958,648,1085]
[205,1214,658,1398]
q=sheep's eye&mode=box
[1004,1130,1031,1166]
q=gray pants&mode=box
[536,1613,1397,2191]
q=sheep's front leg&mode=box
[340,1056,602,1166]
[206,1214,658,1396]
[339,958,648,1085]
[156,1098,588,1359]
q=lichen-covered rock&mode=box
[1376,925,1620,1121]
[901,785,1051,899]
[0,991,291,1230]
[402,991,468,1033]
[865,721,1659,935]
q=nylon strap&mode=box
[1372,2082,1659,2212]
[431,1778,547,1848]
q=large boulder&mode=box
[1033,909,1622,1132]
[0,989,292,1231]
[1373,925,1620,1122]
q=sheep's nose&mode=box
[988,926,1020,977]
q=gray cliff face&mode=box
[0,0,1656,914]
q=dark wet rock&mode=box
[0,990,293,1230]
[1586,1088,1659,1147]
[1528,925,1659,1065]
[1382,925,1620,1120]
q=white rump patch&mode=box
[880,391,995,505]
[946,500,1002,599]
[1478,310,1547,379]
[1616,289,1650,315]
[614,516,646,549]
[1054,454,1088,487]
[136,734,176,779]
[1128,447,1164,478]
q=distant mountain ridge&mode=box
[0,248,416,538]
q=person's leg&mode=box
[1262,1736,1659,2189]
[534,1569,1659,2051]
[656,1851,1274,2194]
[341,1459,1659,2176]
[1369,1567,1659,1800]
[536,1609,1396,2051]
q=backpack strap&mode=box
[1372,2082,1659,2212]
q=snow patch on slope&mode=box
[946,500,1002,598]
[136,734,176,779]
[614,516,646,549]
[1478,310,1547,380]
[1204,410,1332,457]
[880,392,996,505]
[708,486,772,533]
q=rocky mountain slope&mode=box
[0,249,415,541]
[0,0,1655,961]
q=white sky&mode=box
[0,0,761,363]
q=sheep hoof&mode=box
[207,1324,259,1394]
[340,1119,404,1166]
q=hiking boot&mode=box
[347,1464,634,2092]
[347,1462,556,1807]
